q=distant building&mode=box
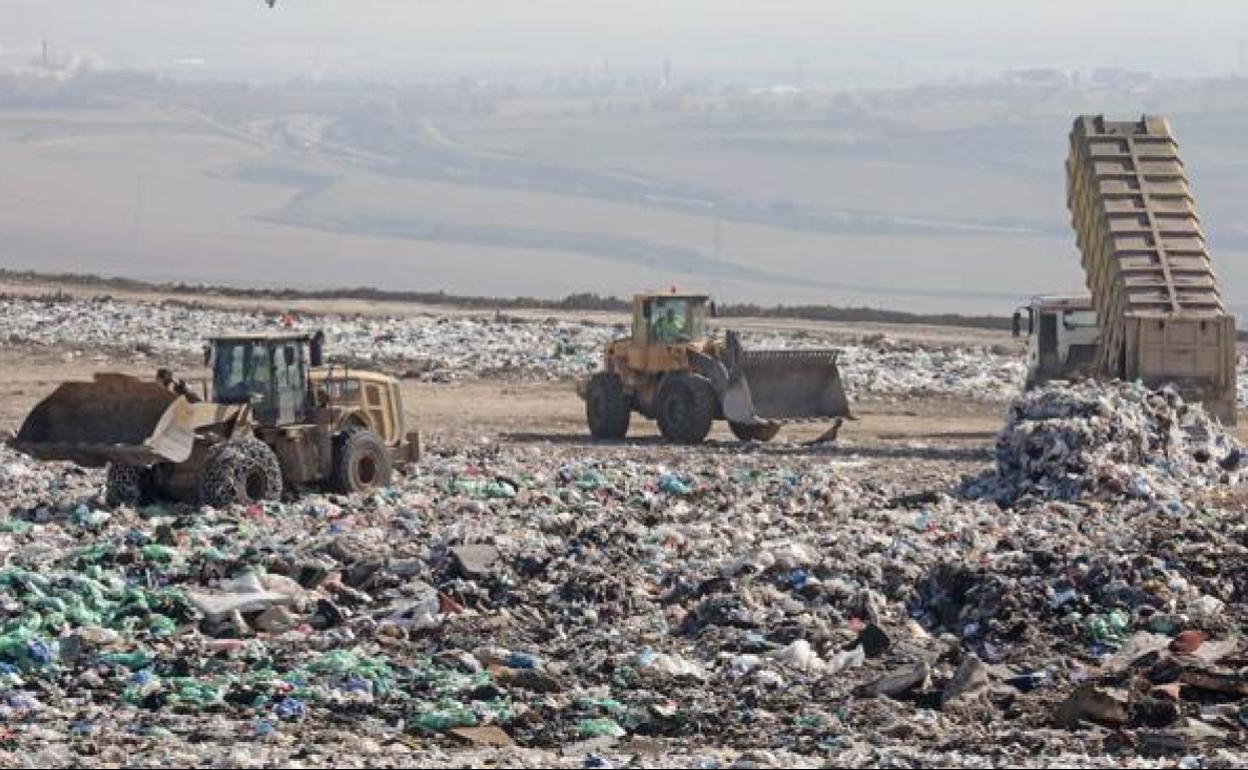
[1004,68,1070,86]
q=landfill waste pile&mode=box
[964,381,1242,506]
[0,295,611,383]
[0,293,1030,400]
[3,397,1248,769]
[836,341,1024,402]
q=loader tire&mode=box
[586,372,631,439]
[105,464,152,508]
[730,421,781,443]
[333,429,392,494]
[198,439,283,508]
[656,373,715,445]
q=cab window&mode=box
[649,297,706,342]
[1062,309,1098,329]
[213,341,271,404]
[322,378,361,401]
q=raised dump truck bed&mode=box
[1066,115,1236,423]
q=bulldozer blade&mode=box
[723,349,852,425]
[12,374,196,468]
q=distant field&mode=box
[1,100,1246,315]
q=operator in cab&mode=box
[652,307,685,342]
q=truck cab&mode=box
[1014,295,1100,389]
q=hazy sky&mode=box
[4,1,1248,85]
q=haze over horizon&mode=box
[4,1,1248,85]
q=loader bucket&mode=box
[722,348,851,426]
[12,374,196,468]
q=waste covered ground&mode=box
[0,292,1030,400]
[2,287,1248,767]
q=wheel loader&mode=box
[12,331,421,507]
[577,291,852,444]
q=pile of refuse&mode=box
[837,342,1023,402]
[0,294,1030,400]
[3,426,1248,766]
[0,295,611,383]
[964,381,1242,506]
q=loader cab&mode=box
[635,293,709,345]
[1014,296,1100,388]
[206,331,325,426]
[628,292,711,373]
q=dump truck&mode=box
[577,291,851,444]
[1015,115,1237,423]
[12,331,421,506]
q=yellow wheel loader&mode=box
[12,331,420,507]
[577,292,852,444]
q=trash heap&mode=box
[737,330,1026,401]
[0,295,612,382]
[964,380,1242,506]
[838,342,1024,402]
[2,426,1248,766]
[0,294,1032,400]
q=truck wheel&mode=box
[198,439,283,508]
[586,372,631,439]
[333,430,393,493]
[656,373,715,444]
[730,422,781,442]
[105,464,152,507]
